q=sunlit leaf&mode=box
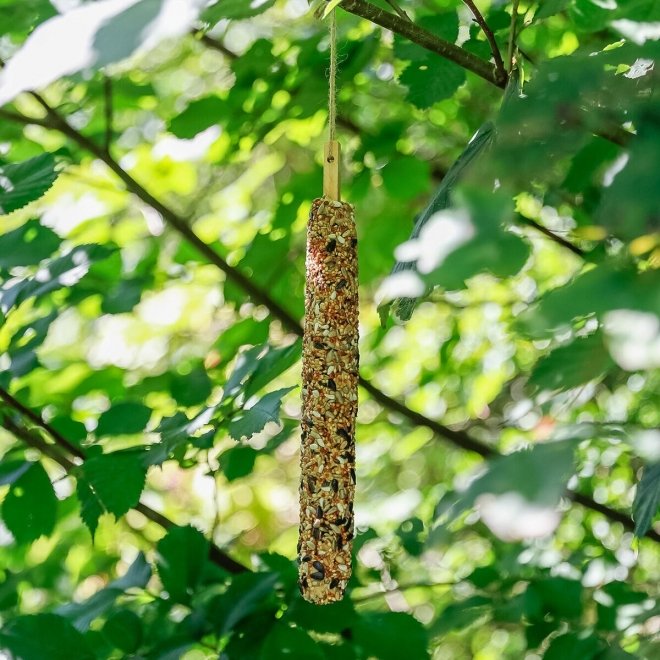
[77,451,147,536]
[0,154,58,215]
[2,461,57,543]
[228,386,295,441]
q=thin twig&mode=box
[384,0,412,21]
[507,0,520,73]
[0,385,84,459]
[462,0,507,84]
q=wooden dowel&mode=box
[323,141,341,200]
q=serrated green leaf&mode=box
[95,401,152,436]
[430,596,491,636]
[633,463,660,537]
[2,461,57,544]
[529,331,614,392]
[399,58,466,109]
[76,451,147,536]
[156,525,209,603]
[228,386,295,441]
[0,219,61,268]
[0,613,94,660]
[0,154,58,215]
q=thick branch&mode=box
[1,104,654,543]
[462,0,506,82]
[341,0,506,87]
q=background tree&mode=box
[0,0,658,658]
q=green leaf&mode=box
[146,408,215,465]
[399,58,466,109]
[170,365,212,406]
[228,386,295,441]
[0,244,115,314]
[0,613,94,660]
[423,187,529,290]
[57,553,151,630]
[0,154,58,215]
[95,401,152,436]
[168,95,224,139]
[430,596,491,636]
[597,115,660,239]
[532,577,583,619]
[260,623,324,660]
[209,571,279,635]
[544,632,600,660]
[435,439,578,528]
[244,341,301,399]
[156,525,209,603]
[102,609,143,653]
[380,120,495,322]
[77,451,147,536]
[535,0,570,20]
[633,463,660,537]
[354,612,429,660]
[222,445,258,481]
[520,265,660,338]
[2,461,57,544]
[529,331,614,392]
[381,157,431,201]
[394,14,460,61]
[0,219,61,268]
[203,0,275,23]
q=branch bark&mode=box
[462,0,506,82]
[341,0,506,87]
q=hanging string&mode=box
[328,10,337,142]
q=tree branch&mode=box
[103,75,113,153]
[462,0,506,82]
[0,395,249,574]
[2,102,655,543]
[341,0,506,87]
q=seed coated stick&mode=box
[299,198,358,604]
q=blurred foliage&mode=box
[0,0,659,658]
